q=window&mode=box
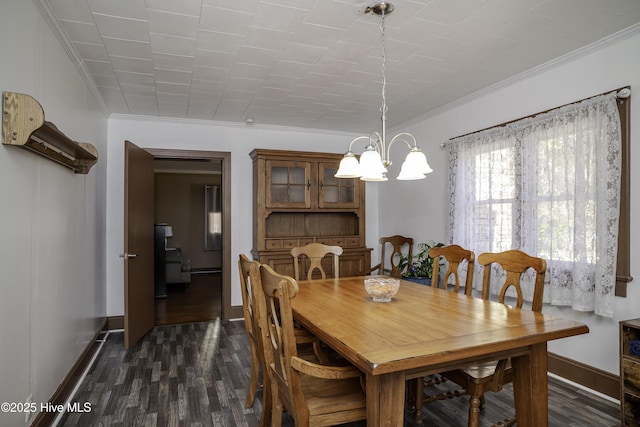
[447,89,629,317]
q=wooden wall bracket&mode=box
[2,91,98,174]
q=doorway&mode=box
[147,149,231,326]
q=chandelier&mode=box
[335,2,432,181]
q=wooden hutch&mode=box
[621,318,640,426]
[251,149,371,279]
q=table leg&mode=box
[365,372,405,426]
[512,342,548,427]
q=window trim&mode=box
[616,92,632,296]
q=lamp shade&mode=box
[397,149,432,180]
[165,225,174,238]
[359,147,387,181]
[334,153,361,178]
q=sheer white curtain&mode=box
[447,92,622,317]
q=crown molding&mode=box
[32,0,111,117]
[400,22,640,129]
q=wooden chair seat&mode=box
[461,360,509,381]
[293,358,366,423]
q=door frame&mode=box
[147,148,232,321]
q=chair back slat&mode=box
[291,243,343,281]
[429,244,475,295]
[377,235,413,278]
[477,249,547,312]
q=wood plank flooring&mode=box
[154,272,221,326]
[60,320,621,427]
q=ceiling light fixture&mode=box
[335,2,432,181]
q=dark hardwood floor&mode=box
[155,272,221,326]
[60,320,621,427]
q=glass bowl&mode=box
[364,277,400,302]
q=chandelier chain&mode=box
[380,8,388,118]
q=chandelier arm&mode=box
[384,132,417,163]
[347,135,374,153]
[370,131,383,150]
[389,132,417,148]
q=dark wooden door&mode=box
[124,140,155,348]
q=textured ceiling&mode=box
[38,0,640,133]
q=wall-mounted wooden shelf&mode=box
[2,91,98,174]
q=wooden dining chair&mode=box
[430,244,475,294]
[412,244,475,420]
[257,264,367,427]
[238,254,264,410]
[440,249,547,427]
[369,235,413,278]
[239,254,330,413]
[291,243,343,281]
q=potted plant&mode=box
[397,241,445,286]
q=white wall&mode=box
[106,118,380,316]
[0,0,108,425]
[380,27,640,376]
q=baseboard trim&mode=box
[31,318,107,427]
[548,352,619,400]
[107,315,124,330]
[227,305,243,320]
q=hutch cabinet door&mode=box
[260,252,296,279]
[265,160,311,208]
[318,162,360,208]
[339,250,371,277]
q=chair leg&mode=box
[414,377,424,421]
[270,386,283,427]
[245,351,260,408]
[259,375,271,427]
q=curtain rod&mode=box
[441,85,631,147]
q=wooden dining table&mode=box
[290,275,589,427]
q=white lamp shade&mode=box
[397,161,426,180]
[334,154,361,178]
[165,225,174,238]
[359,148,387,180]
[397,149,433,180]
[415,150,433,175]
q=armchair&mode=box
[165,248,191,285]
